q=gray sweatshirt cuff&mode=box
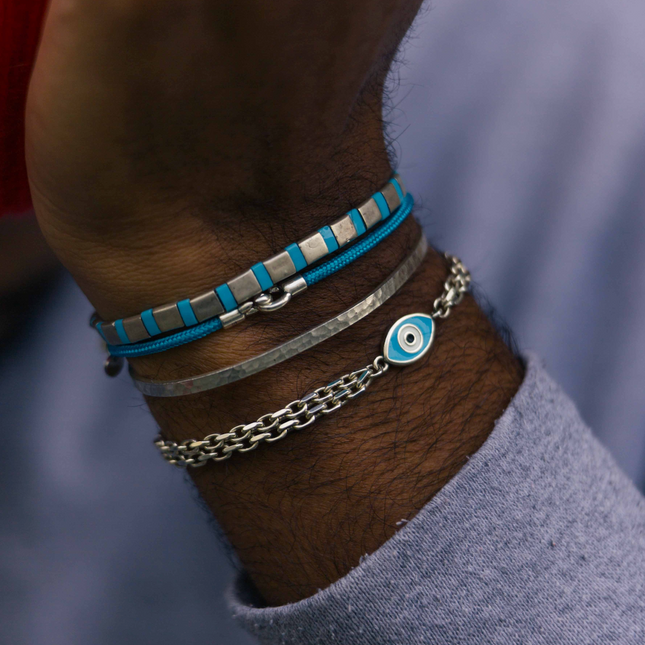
[228,354,645,644]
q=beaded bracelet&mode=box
[105,192,413,361]
[92,175,407,348]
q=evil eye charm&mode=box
[383,313,435,366]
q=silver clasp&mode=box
[255,291,292,312]
[220,275,307,328]
[254,275,307,313]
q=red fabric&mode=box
[0,0,48,217]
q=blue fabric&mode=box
[141,308,162,336]
[177,299,198,327]
[230,356,645,644]
[216,285,238,311]
[348,209,366,236]
[252,263,274,291]
[285,243,308,271]
[319,226,339,253]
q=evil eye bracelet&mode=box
[92,175,407,352]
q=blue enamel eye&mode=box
[383,313,435,366]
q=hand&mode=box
[25,1,525,607]
[26,0,422,318]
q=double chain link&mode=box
[155,357,389,467]
[155,254,470,468]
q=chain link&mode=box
[431,254,471,319]
[155,255,469,468]
[154,356,390,467]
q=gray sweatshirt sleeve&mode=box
[228,355,645,644]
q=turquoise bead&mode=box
[286,243,307,271]
[252,263,274,291]
[215,284,238,312]
[177,299,198,327]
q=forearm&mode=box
[27,0,523,607]
[154,268,520,606]
[98,177,522,605]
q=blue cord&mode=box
[108,193,414,358]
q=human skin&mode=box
[26,0,523,604]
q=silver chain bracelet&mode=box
[155,253,470,468]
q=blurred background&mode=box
[1,0,644,642]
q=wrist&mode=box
[51,151,523,606]
[145,227,523,605]
[38,105,524,606]
[129,198,420,381]
[36,96,394,324]
[73,125,400,376]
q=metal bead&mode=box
[263,251,297,283]
[357,197,382,229]
[122,315,150,343]
[228,269,262,305]
[298,232,329,265]
[330,213,358,247]
[380,182,402,213]
[153,303,184,333]
[100,322,123,346]
[104,355,125,377]
[190,290,225,322]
